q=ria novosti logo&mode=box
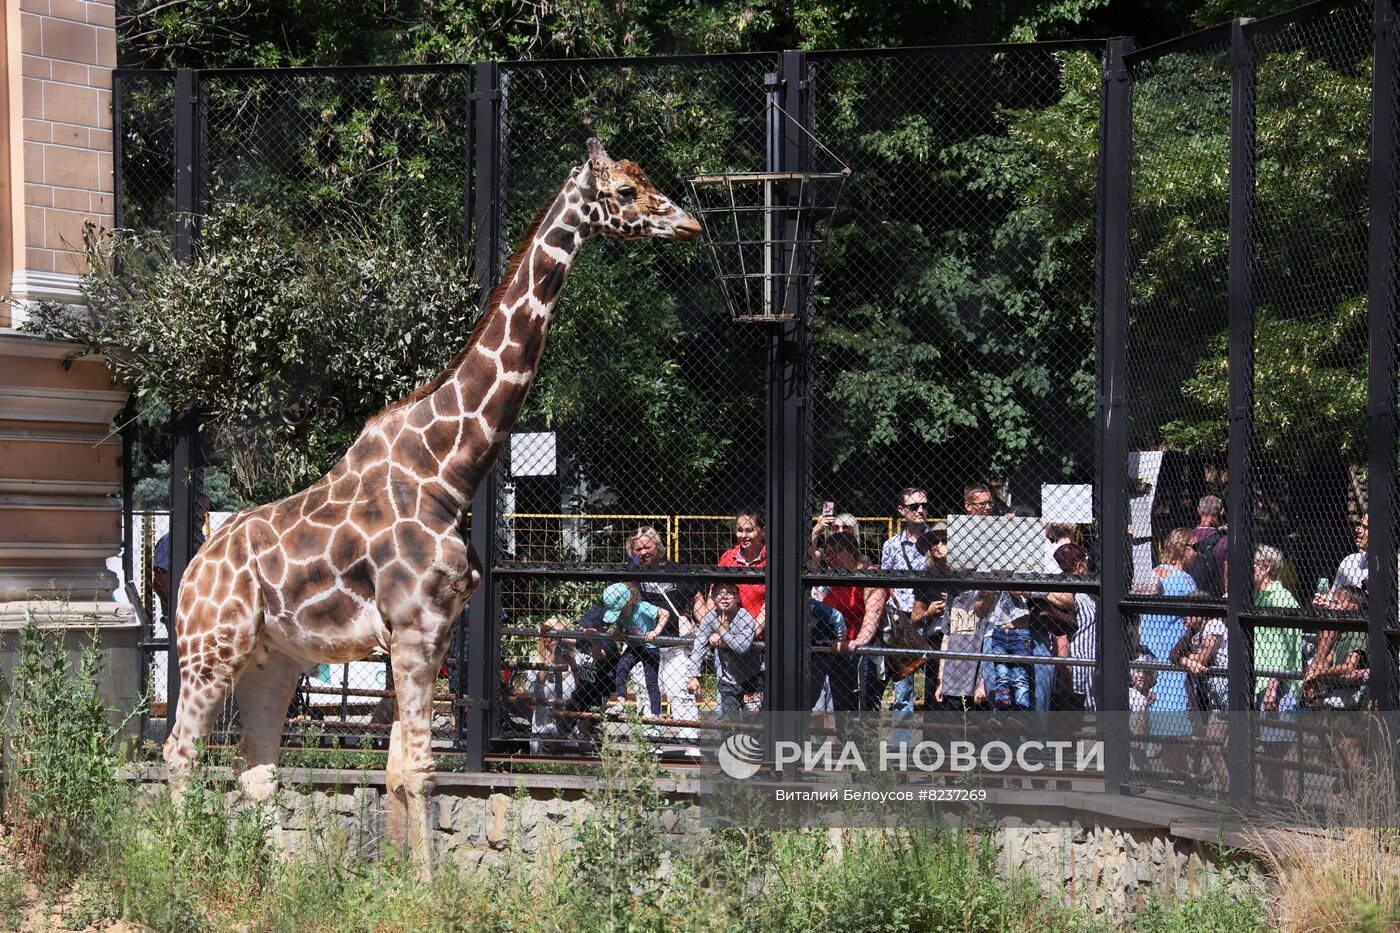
[717,733,765,779]
[715,735,1104,780]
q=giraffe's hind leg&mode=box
[162,618,249,798]
[233,646,306,801]
[162,549,262,800]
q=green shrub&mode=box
[1133,882,1269,933]
[2,618,135,878]
[23,209,477,503]
[0,861,26,930]
[560,718,682,931]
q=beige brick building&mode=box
[2,0,116,324]
[0,0,134,704]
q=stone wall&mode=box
[152,773,1261,921]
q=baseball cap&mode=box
[601,582,632,625]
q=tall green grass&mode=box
[0,626,1273,931]
[2,618,137,877]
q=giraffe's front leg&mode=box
[386,620,453,876]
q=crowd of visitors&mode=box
[517,486,1378,763]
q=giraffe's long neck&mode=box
[412,168,594,512]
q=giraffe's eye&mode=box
[617,185,637,199]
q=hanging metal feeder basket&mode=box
[684,167,850,323]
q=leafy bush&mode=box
[24,208,477,503]
[2,617,135,878]
[1133,879,1269,933]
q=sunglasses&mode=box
[902,501,929,511]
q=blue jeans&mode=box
[989,626,1033,711]
[860,657,885,711]
[612,647,662,715]
[892,672,917,712]
[1031,627,1054,713]
[891,664,919,747]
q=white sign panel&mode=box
[1132,541,1157,589]
[1127,450,1164,539]
[309,660,388,691]
[1041,484,1093,524]
[511,432,557,477]
[947,515,1045,573]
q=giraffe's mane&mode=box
[370,180,571,423]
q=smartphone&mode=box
[822,500,835,517]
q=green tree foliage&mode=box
[1154,33,1371,466]
[96,0,1378,523]
[26,211,479,502]
[119,0,1160,69]
[809,50,1102,506]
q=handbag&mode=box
[880,599,932,680]
[879,544,935,679]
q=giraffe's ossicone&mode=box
[162,138,701,872]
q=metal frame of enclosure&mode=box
[112,0,1399,811]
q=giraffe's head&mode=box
[581,138,702,242]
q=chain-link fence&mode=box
[1119,0,1397,806]
[200,68,473,237]
[115,0,1400,808]
[114,71,175,236]
[802,43,1104,722]
[1123,32,1233,797]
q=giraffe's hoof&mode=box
[239,764,279,802]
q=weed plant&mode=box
[2,618,137,877]
[1257,740,1400,932]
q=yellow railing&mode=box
[130,510,904,612]
[501,512,897,563]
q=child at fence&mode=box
[563,604,622,740]
[1129,646,1159,770]
[529,617,575,753]
[984,595,1034,711]
[688,581,763,719]
[602,582,669,717]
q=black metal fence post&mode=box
[1367,0,1398,713]
[764,50,811,735]
[1097,37,1134,795]
[166,68,203,726]
[1226,18,1257,808]
[464,60,504,769]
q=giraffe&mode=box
[162,138,701,868]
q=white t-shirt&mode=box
[532,669,574,734]
[1194,619,1228,710]
[1332,551,1368,595]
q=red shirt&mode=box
[718,544,766,620]
[820,585,866,640]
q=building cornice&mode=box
[0,600,135,630]
[0,385,127,424]
[9,270,85,304]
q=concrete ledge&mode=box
[7,272,85,307]
[125,762,1274,855]
[0,599,133,628]
[0,330,99,358]
[0,542,118,559]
